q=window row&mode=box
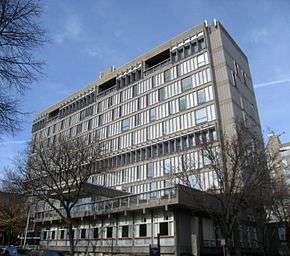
[96,73,212,129]
[42,220,173,241]
[96,52,210,114]
[92,149,216,188]
[92,128,217,172]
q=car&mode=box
[40,250,64,256]
[4,247,30,256]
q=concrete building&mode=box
[30,20,262,255]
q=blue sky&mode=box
[0,0,290,171]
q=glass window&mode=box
[158,87,166,101]
[93,228,99,239]
[107,227,113,238]
[198,38,205,50]
[87,119,92,130]
[164,158,172,174]
[121,118,130,131]
[159,222,169,236]
[149,108,157,121]
[43,231,47,240]
[76,123,82,135]
[181,76,192,92]
[164,69,171,82]
[179,96,187,111]
[139,224,147,237]
[195,108,207,124]
[133,84,138,97]
[98,114,104,126]
[136,166,140,180]
[122,226,129,238]
[147,162,154,178]
[51,231,55,240]
[80,229,86,239]
[60,230,65,239]
[197,89,206,104]
[135,113,141,127]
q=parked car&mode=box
[3,247,30,256]
[40,250,64,256]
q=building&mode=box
[30,20,262,255]
[267,134,290,192]
[267,134,290,250]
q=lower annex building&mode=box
[30,20,262,255]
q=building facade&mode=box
[30,20,262,255]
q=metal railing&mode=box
[34,187,177,221]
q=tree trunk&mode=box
[67,215,75,256]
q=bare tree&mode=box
[0,191,27,245]
[0,0,45,136]
[167,123,281,256]
[9,136,103,256]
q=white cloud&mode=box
[255,77,290,89]
[53,14,82,44]
[0,140,28,146]
[251,28,269,43]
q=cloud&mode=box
[0,140,28,146]
[250,28,269,43]
[254,77,290,89]
[53,14,82,44]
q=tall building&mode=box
[31,20,262,256]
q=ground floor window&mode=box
[159,222,168,236]
[139,224,147,237]
[107,227,113,238]
[122,225,129,238]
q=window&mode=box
[195,108,207,124]
[133,85,138,97]
[135,113,141,126]
[164,158,172,174]
[108,96,113,107]
[60,230,65,239]
[159,222,169,236]
[121,118,130,131]
[98,114,104,126]
[80,110,86,121]
[122,225,129,238]
[81,229,86,239]
[197,89,206,104]
[231,70,237,86]
[147,162,154,178]
[181,76,192,92]
[93,228,99,239]
[139,224,147,237]
[87,119,92,130]
[198,38,205,50]
[164,69,171,82]
[158,87,166,101]
[43,231,47,240]
[149,108,157,121]
[184,45,191,57]
[60,120,64,130]
[107,227,113,238]
[179,96,187,111]
[76,123,82,135]
[136,166,140,179]
[51,230,56,240]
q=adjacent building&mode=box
[30,20,262,256]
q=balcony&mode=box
[34,186,178,222]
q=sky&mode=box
[0,0,290,171]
